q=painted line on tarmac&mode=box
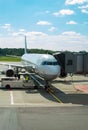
[13,103,61,107]
[47,88,63,103]
[10,90,14,105]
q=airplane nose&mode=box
[50,66,60,75]
[44,66,60,80]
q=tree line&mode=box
[0,48,55,56]
[0,48,87,56]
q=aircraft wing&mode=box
[0,62,33,69]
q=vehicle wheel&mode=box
[5,84,10,89]
[34,86,38,89]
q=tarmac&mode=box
[0,74,88,106]
[0,72,88,130]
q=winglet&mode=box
[24,35,27,54]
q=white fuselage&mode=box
[21,53,60,81]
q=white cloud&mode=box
[12,31,48,41]
[1,24,11,31]
[81,9,88,13]
[27,31,48,37]
[38,10,50,15]
[12,32,26,36]
[48,27,57,32]
[37,21,52,25]
[78,4,88,9]
[0,36,24,48]
[0,23,14,36]
[19,29,26,32]
[0,31,88,52]
[78,4,88,13]
[66,21,77,24]
[53,9,75,16]
[62,31,80,36]
[65,0,88,5]
[12,29,27,36]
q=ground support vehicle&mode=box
[1,77,35,89]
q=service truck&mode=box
[1,77,35,89]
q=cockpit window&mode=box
[42,61,58,65]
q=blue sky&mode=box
[0,0,88,51]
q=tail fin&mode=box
[24,35,27,54]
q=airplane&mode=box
[0,36,61,89]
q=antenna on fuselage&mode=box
[24,35,27,54]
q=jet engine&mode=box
[6,69,14,77]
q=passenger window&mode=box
[42,61,47,65]
[53,62,58,65]
[42,61,58,65]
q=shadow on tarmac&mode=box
[50,84,88,105]
[1,85,88,105]
[1,76,88,106]
[25,84,88,105]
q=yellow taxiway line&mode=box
[47,88,63,103]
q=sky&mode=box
[0,0,88,52]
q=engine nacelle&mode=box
[6,69,14,77]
